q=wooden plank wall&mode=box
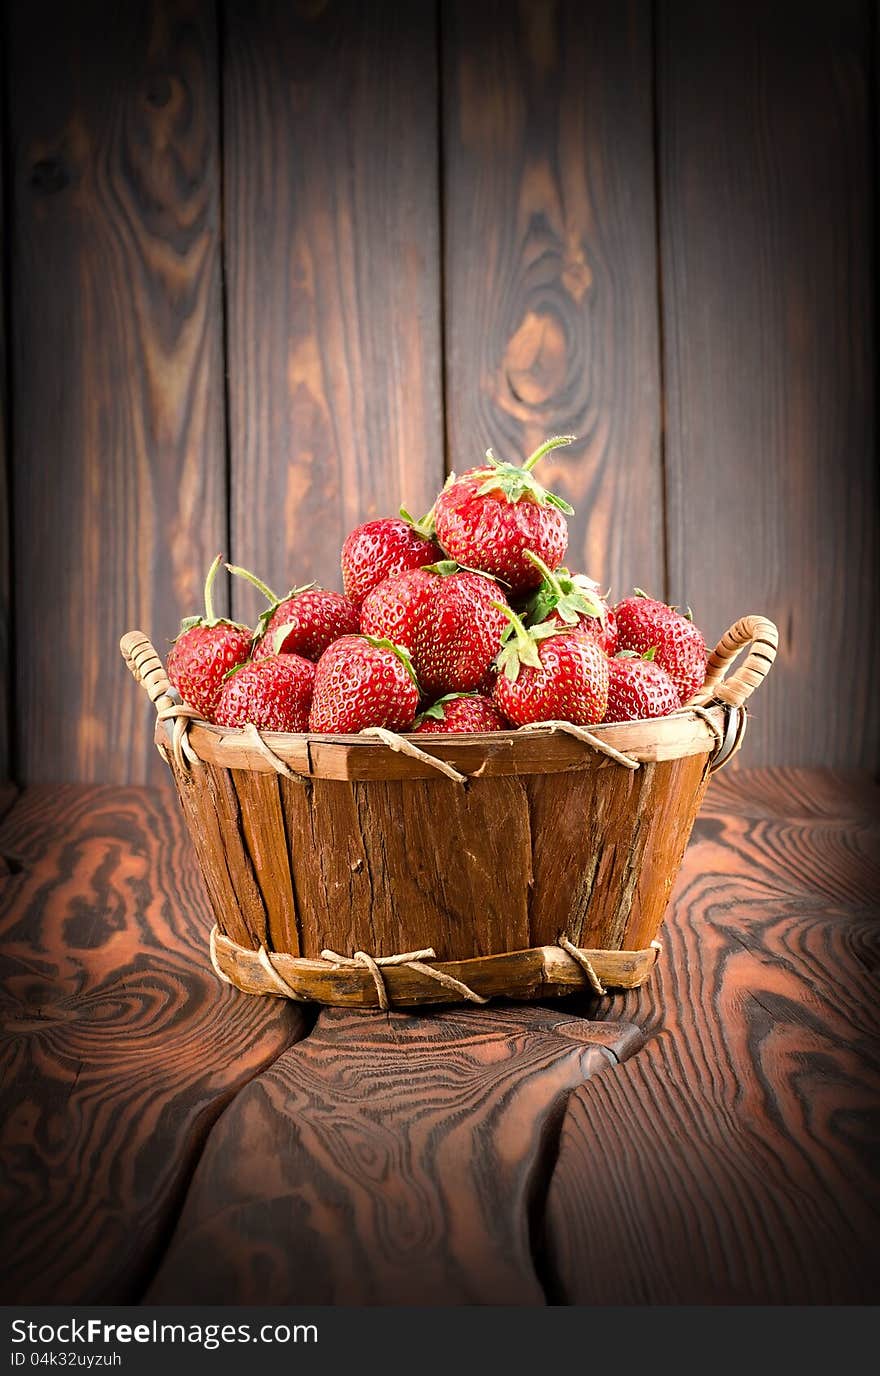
[0,0,876,783]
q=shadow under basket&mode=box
[120,614,778,1009]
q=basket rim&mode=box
[123,616,777,779]
[166,704,728,780]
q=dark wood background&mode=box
[0,0,876,786]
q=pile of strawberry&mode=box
[166,436,707,735]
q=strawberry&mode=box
[309,636,420,733]
[359,561,510,700]
[227,564,359,661]
[491,605,609,727]
[433,435,575,595]
[341,512,441,605]
[166,555,253,720]
[215,653,315,731]
[614,590,707,703]
[604,650,680,723]
[522,553,617,653]
[414,692,510,734]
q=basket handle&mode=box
[690,614,779,709]
[119,631,176,713]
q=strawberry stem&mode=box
[493,600,532,652]
[522,434,576,473]
[524,550,563,597]
[203,554,224,623]
[225,564,279,607]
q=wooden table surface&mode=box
[0,768,877,1305]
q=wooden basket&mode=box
[120,615,777,1008]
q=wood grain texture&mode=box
[0,784,306,1303]
[658,0,878,767]
[7,0,227,785]
[146,1005,642,1305]
[212,931,660,1006]
[183,703,726,776]
[442,0,663,597]
[0,51,11,782]
[170,746,714,973]
[542,767,880,1303]
[524,752,710,951]
[223,0,444,605]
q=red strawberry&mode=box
[215,653,315,731]
[166,555,253,720]
[614,590,707,703]
[359,561,509,700]
[227,564,359,661]
[414,692,510,734]
[433,435,575,596]
[341,513,441,605]
[491,605,609,727]
[597,604,618,656]
[604,650,680,723]
[309,636,420,733]
[523,553,617,653]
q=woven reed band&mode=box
[209,924,661,1006]
[166,705,731,784]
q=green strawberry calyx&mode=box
[226,564,315,640]
[177,554,250,637]
[492,603,562,683]
[422,559,506,585]
[616,647,658,662]
[524,552,604,626]
[361,636,421,693]
[423,559,462,578]
[414,691,477,725]
[471,435,576,514]
[399,504,437,540]
[269,621,301,652]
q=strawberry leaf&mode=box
[399,504,437,540]
[523,561,604,627]
[415,692,474,724]
[493,603,555,681]
[362,636,421,692]
[423,559,461,577]
[271,621,297,654]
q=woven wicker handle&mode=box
[120,631,175,712]
[691,615,778,709]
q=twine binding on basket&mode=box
[558,934,608,994]
[320,946,489,1008]
[518,719,640,769]
[358,728,469,785]
[208,924,664,1007]
[240,722,308,781]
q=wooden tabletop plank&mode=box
[0,785,307,1303]
[542,768,880,1303]
[145,1005,642,1305]
[2,769,875,1305]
